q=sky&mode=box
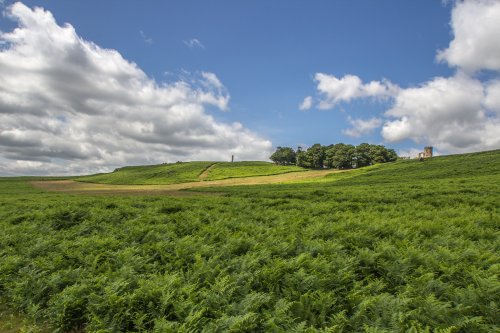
[0,0,499,175]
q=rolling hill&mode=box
[76,161,305,185]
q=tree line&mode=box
[270,143,398,169]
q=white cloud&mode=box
[299,96,313,111]
[201,72,223,89]
[382,74,500,152]
[437,0,500,73]
[139,30,153,44]
[396,147,442,159]
[0,3,271,176]
[314,73,399,109]
[396,148,422,159]
[342,117,382,138]
[485,80,500,113]
[183,38,205,49]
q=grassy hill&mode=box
[333,149,500,184]
[77,161,305,185]
[76,161,214,185]
[204,161,304,181]
[0,150,499,332]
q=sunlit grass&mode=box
[0,149,498,331]
[75,161,306,185]
[76,161,214,185]
[204,161,305,180]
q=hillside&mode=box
[0,150,499,332]
[76,161,213,185]
[203,161,304,180]
[333,149,500,184]
[77,161,305,185]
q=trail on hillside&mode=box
[31,169,344,195]
[198,163,218,181]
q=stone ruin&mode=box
[418,146,433,159]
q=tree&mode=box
[369,145,388,164]
[325,144,354,169]
[368,145,399,164]
[386,149,398,162]
[306,144,325,169]
[354,143,372,167]
[332,143,355,169]
[296,147,312,168]
[292,142,396,169]
[324,144,336,168]
[270,147,297,165]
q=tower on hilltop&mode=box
[418,146,433,159]
[424,146,433,158]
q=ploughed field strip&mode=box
[31,169,342,194]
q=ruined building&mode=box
[418,146,433,159]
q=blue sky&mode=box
[0,1,499,175]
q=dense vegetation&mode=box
[271,143,398,169]
[0,150,499,332]
[204,162,304,181]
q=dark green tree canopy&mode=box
[270,146,296,165]
[325,143,356,169]
[271,143,398,169]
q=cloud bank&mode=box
[303,0,500,154]
[0,3,271,175]
[381,74,498,152]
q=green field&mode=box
[76,161,305,185]
[0,150,499,332]
[76,161,214,185]
[204,162,305,181]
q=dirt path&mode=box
[198,163,218,181]
[31,169,346,195]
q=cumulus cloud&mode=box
[436,0,500,73]
[314,73,399,109]
[303,0,500,154]
[485,80,500,113]
[343,117,382,138]
[380,0,500,153]
[382,74,500,152]
[0,3,271,175]
[183,38,205,49]
[299,96,313,111]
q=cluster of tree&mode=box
[270,143,398,169]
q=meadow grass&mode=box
[76,161,214,185]
[75,161,305,185]
[0,150,498,332]
[204,161,305,181]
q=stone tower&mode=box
[424,146,433,158]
